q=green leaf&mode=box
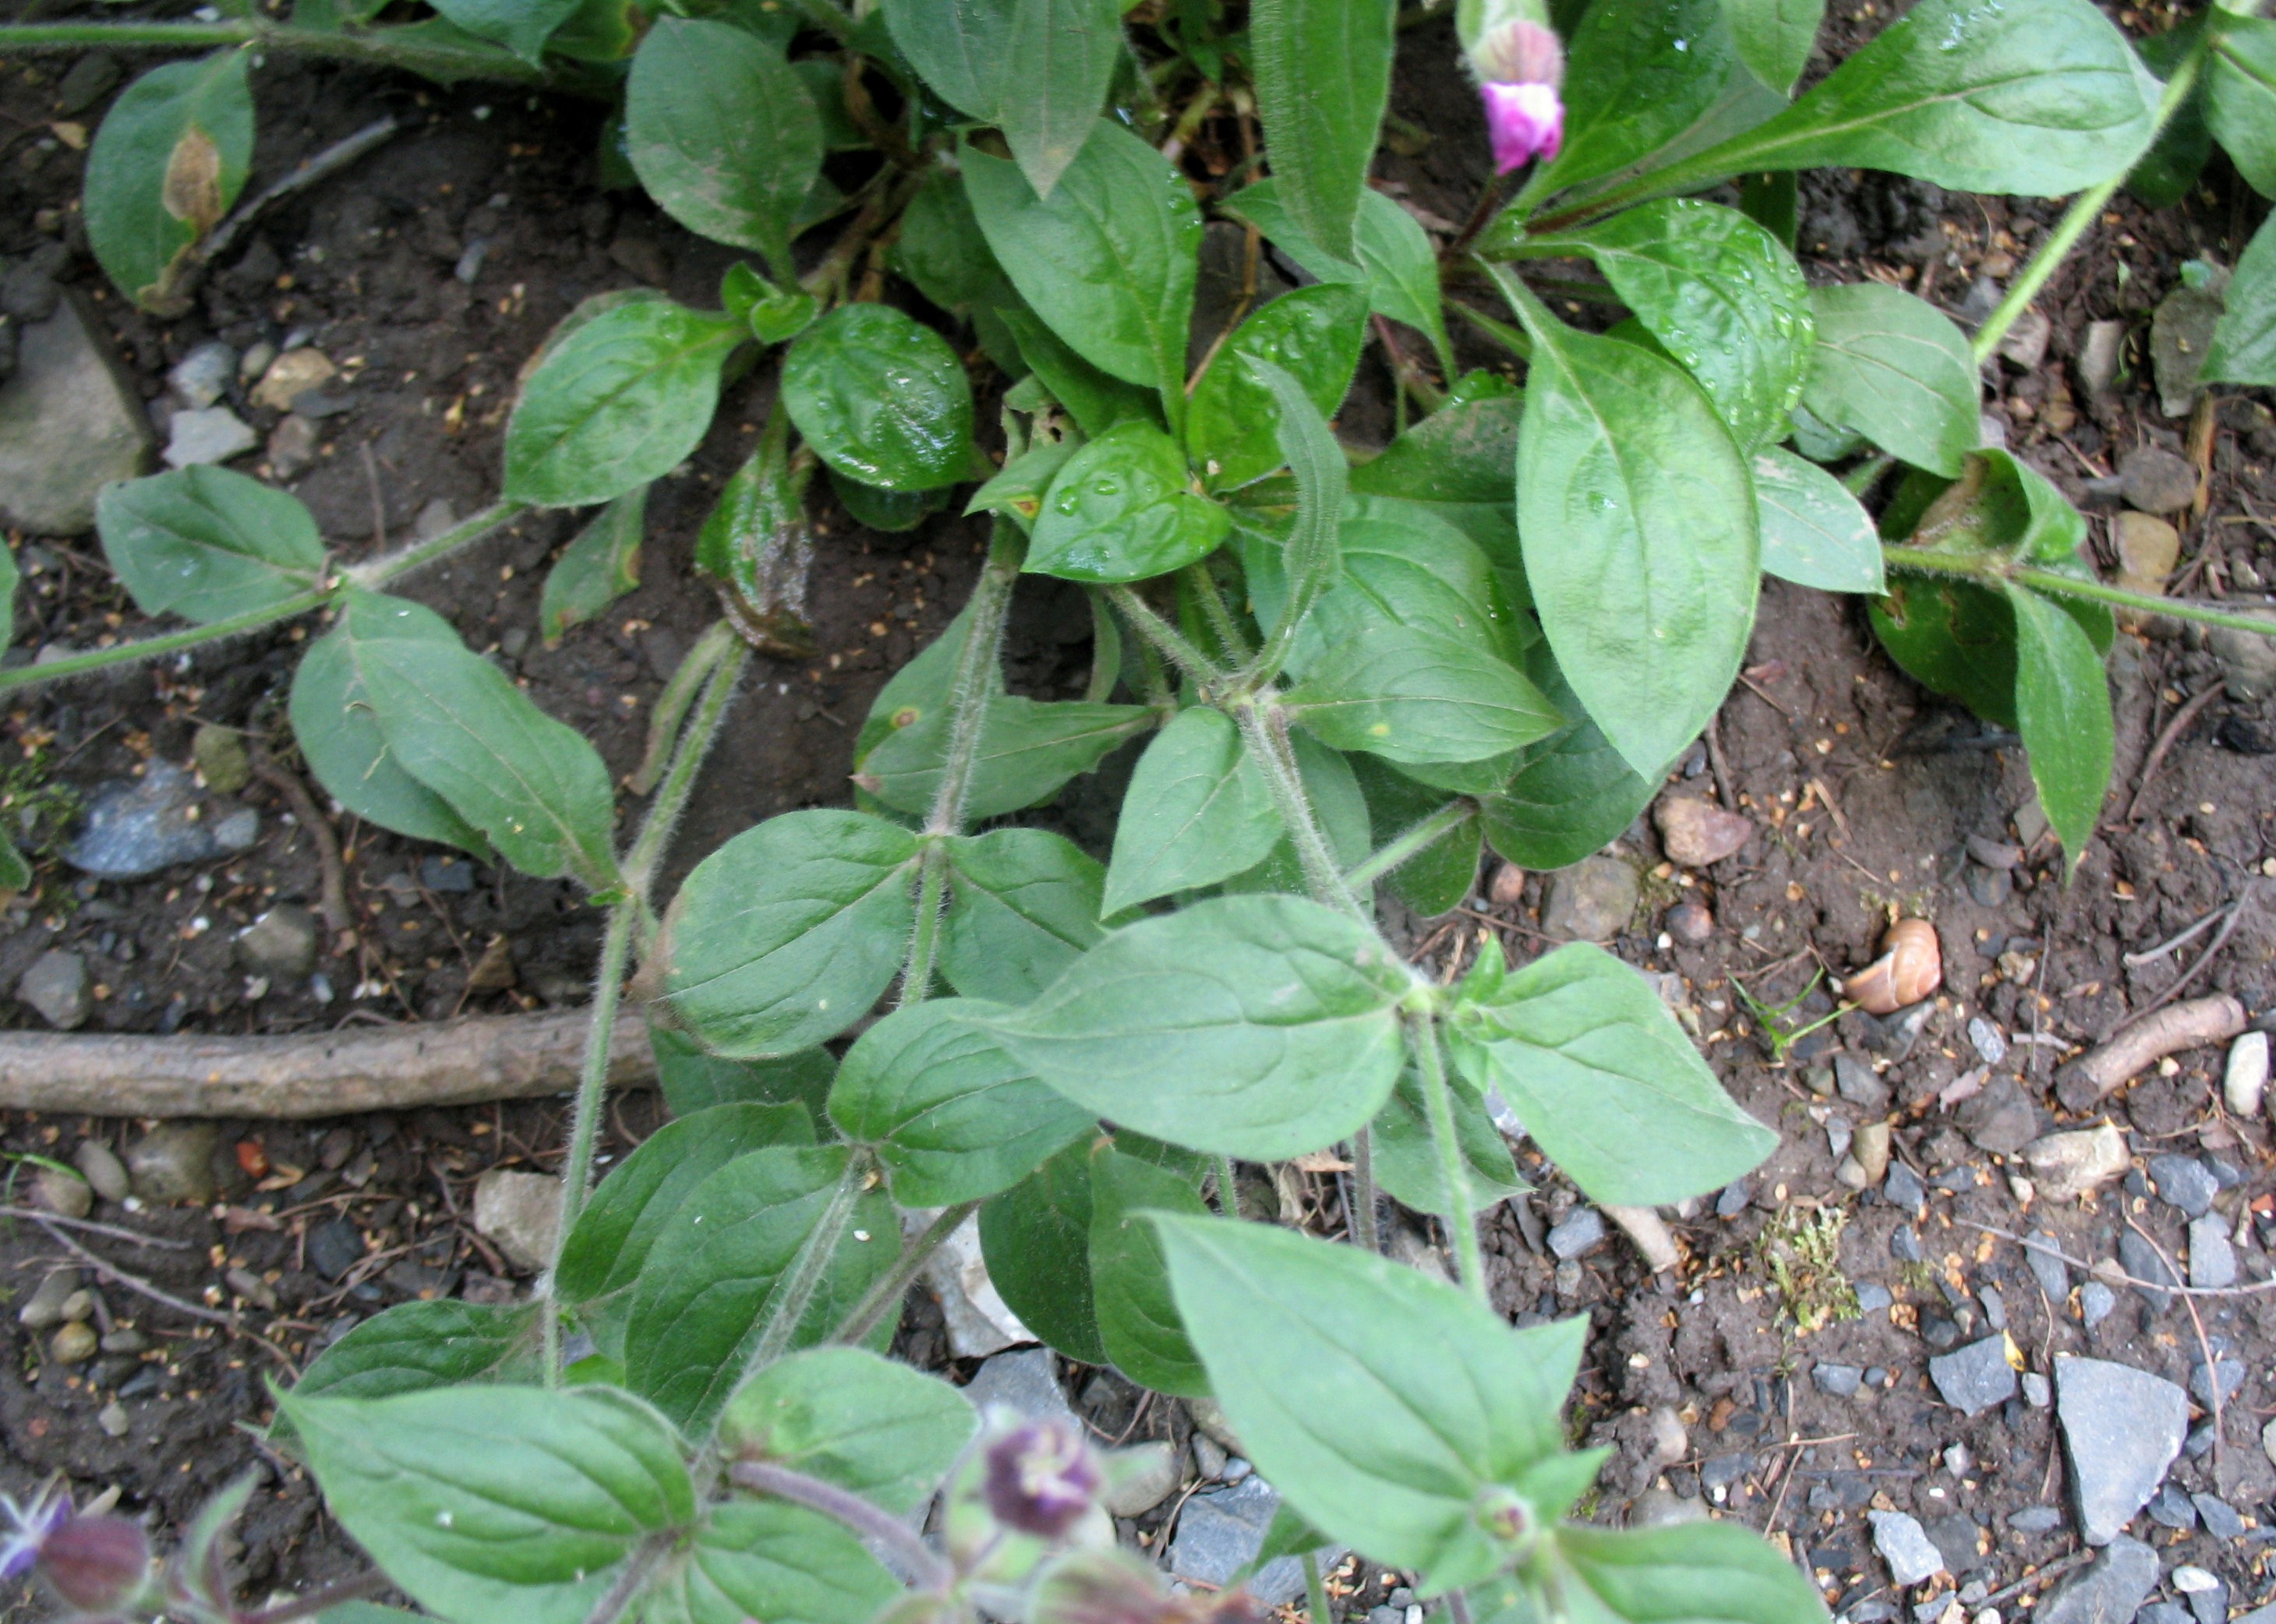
[1800,281,1977,478]
[282,1386,694,1624]
[941,827,1111,1003]
[716,1347,977,1515]
[1902,448,2087,567]
[290,592,490,859]
[723,263,818,344]
[96,466,325,624]
[832,472,951,532]
[1532,199,1813,454]
[885,0,1122,195]
[539,485,645,643]
[970,439,1080,530]
[348,602,621,889]
[1752,447,1884,593]
[1103,706,1281,913]
[1678,0,2161,196]
[964,122,1202,427]
[1540,1521,1832,1624]
[1449,942,1775,1206]
[2207,210,2276,385]
[1220,728,1373,895]
[858,694,1152,821]
[288,1300,541,1407]
[1723,0,1823,94]
[504,298,743,507]
[0,838,30,902]
[84,53,253,309]
[659,809,919,1059]
[1224,182,1453,365]
[1529,0,1749,200]
[651,1026,838,1121]
[1088,1142,1209,1396]
[1479,675,1657,872]
[1028,420,1231,582]
[1350,394,1525,506]
[427,0,578,62]
[783,303,975,492]
[624,1144,896,1429]
[1248,0,1395,262]
[1349,757,1483,916]
[1867,574,2022,729]
[2207,12,2276,199]
[986,895,1412,1160]
[1155,1216,1590,1589]
[697,415,815,659]
[1508,290,1758,778]
[1370,1064,1525,1220]
[980,1137,1107,1364]
[829,998,1095,1206]
[625,18,821,276]
[556,1103,817,1312]
[2006,585,2112,871]
[1188,287,1366,492]
[895,171,1016,312]
[645,1502,900,1624]
[998,307,1165,439]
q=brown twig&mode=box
[250,743,353,944]
[1963,1220,2276,1298]
[2124,682,2224,823]
[0,1206,195,1250]
[2061,992,2248,1105]
[1704,713,1738,812]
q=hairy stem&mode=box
[730,1460,951,1590]
[624,637,749,898]
[351,499,532,589]
[1345,800,1476,893]
[746,1149,874,1376]
[1186,563,1255,665]
[238,1570,393,1624]
[1882,546,2276,638]
[0,19,553,81]
[1232,700,1365,920]
[1215,1154,1244,1220]
[832,1199,981,1346]
[1411,1015,1486,1301]
[899,843,949,1008]
[630,620,739,796]
[545,901,638,1382]
[0,587,328,696]
[927,524,1026,837]
[1106,585,1224,686]
[1972,44,2207,366]
[1351,1126,1381,1253]
[579,1535,672,1624]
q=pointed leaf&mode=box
[2207,210,2276,386]
[428,0,578,62]
[1540,1522,1831,1624]
[97,466,325,624]
[1188,285,1368,492]
[647,1502,899,1624]
[1088,1142,1209,1397]
[1248,0,1396,261]
[1103,706,1281,913]
[84,54,253,309]
[2006,584,2112,870]
[539,485,645,643]
[1723,0,1824,94]
[1000,0,1124,196]
[1752,446,1884,592]
[288,1300,542,1406]
[1029,420,1231,581]
[1799,281,1977,478]
[979,1137,1107,1364]
[783,303,975,492]
[716,1347,977,1515]
[2207,12,2276,199]
[941,827,1112,1003]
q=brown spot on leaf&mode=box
[161,123,225,233]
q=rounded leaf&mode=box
[783,304,975,492]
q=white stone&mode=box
[164,406,258,468]
[0,294,153,534]
[919,1209,1032,1358]
[472,1168,562,1272]
[2227,1031,2270,1120]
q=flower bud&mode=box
[1468,16,1564,86]
[982,1418,1099,1540]
[1473,1485,1540,1560]
[37,1514,151,1615]
[1481,80,1565,172]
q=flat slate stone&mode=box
[2189,1213,2237,1290]
[2036,1537,2160,1624]
[1168,1475,1345,1605]
[1869,1510,1946,1587]
[2023,1232,2070,1303]
[2119,1230,2180,1312]
[1930,1334,2018,1417]
[2148,1154,2218,1219]
[2055,1356,2189,1545]
[0,293,152,535]
[964,1347,1077,1429]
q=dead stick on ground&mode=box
[0,1207,195,1250]
[0,1007,656,1118]
[250,744,354,944]
[2126,682,2224,823]
[194,117,402,284]
[2062,992,2248,1103]
[1963,1221,2276,1299]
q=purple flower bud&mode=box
[1469,16,1564,85]
[1481,80,1564,173]
[37,1514,150,1615]
[982,1419,1098,1539]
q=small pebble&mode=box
[2227,1031,2271,1119]
[97,1402,129,1439]
[74,1140,129,1202]
[1548,1209,1606,1260]
[16,1272,76,1329]
[2080,1281,2117,1329]
[2193,1494,2247,1538]
[58,1290,92,1323]
[50,1322,97,1364]
[1856,1283,1893,1313]
[2021,1372,2052,1407]
[1814,1363,1864,1398]
[2149,1154,2219,1219]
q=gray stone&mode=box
[473,1168,562,1273]
[211,807,259,852]
[921,1210,1030,1358]
[0,293,153,535]
[2034,1536,2159,1624]
[1966,1017,2008,1066]
[32,1165,90,1220]
[1654,796,1754,868]
[16,948,88,1029]
[307,1216,363,1280]
[2143,1603,2193,1624]
[1865,1000,1936,1064]
[2119,1230,2182,1312]
[2055,1356,2189,1545]
[2189,1213,2237,1290]
[1856,1283,1893,1313]
[1959,1076,2036,1156]
[168,341,236,411]
[2008,1506,2064,1534]
[1869,1510,1946,1587]
[2020,1234,2069,1304]
[1834,1054,1889,1110]
[191,723,252,794]
[1168,1475,1339,1606]
[2023,1124,2130,1201]
[1699,1452,1755,1494]
[2119,445,2200,515]
[1964,863,2012,909]
[1813,1362,1864,1397]
[1930,1335,2019,1416]
[1100,1441,1179,1517]
[967,1347,1078,1432]
[1548,1208,1606,1259]
[1891,1227,1924,1264]
[1852,1121,1892,1184]
[1542,856,1638,942]
[2077,320,2125,401]
[1885,1162,1927,1216]
[2022,1371,2052,1407]
[422,854,478,892]
[2193,1494,2246,1538]
[268,412,319,478]
[2210,611,2276,700]
[2188,1358,2244,1407]
[1922,1513,1984,1574]
[16,1270,76,1329]
[237,905,319,982]
[128,1122,218,1205]
[1996,305,2052,370]
[2149,1155,2218,1218]
[1980,1285,2006,1331]
[65,761,246,878]
[1716,1180,1751,1219]
[2148,1482,2197,1530]
[2080,1281,2117,1329]
[163,405,257,468]
[1631,1488,1709,1528]
[2152,279,2225,418]
[73,1139,129,1202]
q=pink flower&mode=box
[1483,80,1564,171]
